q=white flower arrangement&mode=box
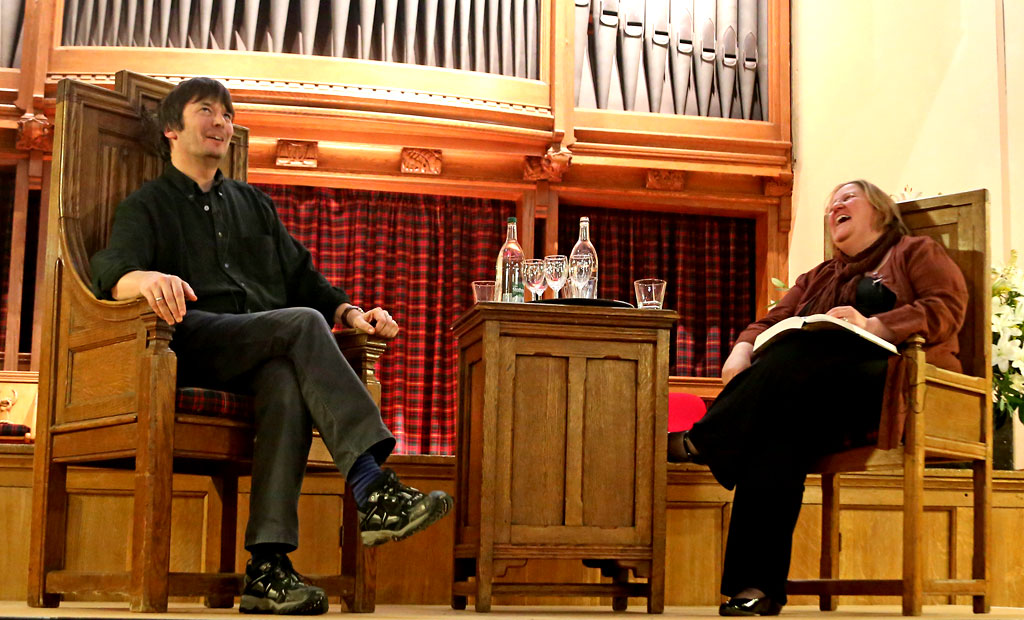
[992,251,1024,426]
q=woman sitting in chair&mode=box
[669,179,968,616]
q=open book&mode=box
[752,314,898,356]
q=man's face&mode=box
[164,97,234,165]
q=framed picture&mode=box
[0,371,38,443]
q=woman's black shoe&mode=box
[719,596,782,616]
[667,431,705,464]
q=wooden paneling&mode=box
[7,452,1024,607]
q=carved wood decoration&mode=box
[645,169,686,191]
[16,114,54,152]
[763,172,793,196]
[523,144,571,182]
[275,140,319,168]
[400,148,442,175]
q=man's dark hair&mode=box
[151,77,235,161]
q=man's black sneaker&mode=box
[239,553,328,615]
[358,468,453,547]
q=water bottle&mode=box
[495,217,525,302]
[569,216,598,298]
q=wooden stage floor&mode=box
[1,603,1022,619]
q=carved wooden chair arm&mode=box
[333,330,389,402]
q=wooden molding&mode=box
[15,113,53,152]
[400,148,443,175]
[523,144,571,182]
[275,140,319,168]
[645,169,687,191]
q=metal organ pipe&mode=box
[692,0,715,116]
[716,0,738,118]
[737,0,757,119]
[644,0,670,113]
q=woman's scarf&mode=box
[799,227,904,316]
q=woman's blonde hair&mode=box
[827,179,910,235]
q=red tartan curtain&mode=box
[558,204,755,377]
[256,184,514,455]
[0,173,13,349]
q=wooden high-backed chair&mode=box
[28,71,382,613]
[787,189,992,616]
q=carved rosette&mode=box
[275,140,319,168]
[16,113,54,152]
[523,144,572,182]
[645,169,686,191]
[400,148,443,175]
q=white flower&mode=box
[1011,373,1024,395]
[993,310,1022,337]
[994,336,1018,374]
[992,253,1024,422]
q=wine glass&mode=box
[544,255,568,299]
[522,259,547,301]
[568,255,594,298]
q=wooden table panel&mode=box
[451,303,676,613]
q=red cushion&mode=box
[176,387,254,419]
[668,392,707,432]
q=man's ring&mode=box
[154,296,163,302]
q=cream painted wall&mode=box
[1005,0,1024,265]
[789,0,1019,282]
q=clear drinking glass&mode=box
[543,255,568,299]
[568,255,594,298]
[634,278,667,309]
[522,259,547,301]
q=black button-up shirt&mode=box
[90,165,349,324]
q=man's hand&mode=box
[721,342,754,387]
[337,304,400,339]
[113,270,197,325]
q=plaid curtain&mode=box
[0,173,13,350]
[558,205,755,376]
[256,184,514,454]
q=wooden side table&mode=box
[451,302,677,613]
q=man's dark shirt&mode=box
[91,164,349,324]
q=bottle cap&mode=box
[508,217,517,223]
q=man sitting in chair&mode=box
[90,77,452,615]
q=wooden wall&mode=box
[3,447,1024,608]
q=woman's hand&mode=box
[721,342,754,387]
[826,305,868,329]
[826,305,897,342]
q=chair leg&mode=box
[972,458,991,613]
[204,474,239,609]
[28,460,68,608]
[341,487,376,612]
[902,432,925,616]
[819,472,840,612]
[130,423,174,612]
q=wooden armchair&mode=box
[28,71,383,613]
[787,190,992,615]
